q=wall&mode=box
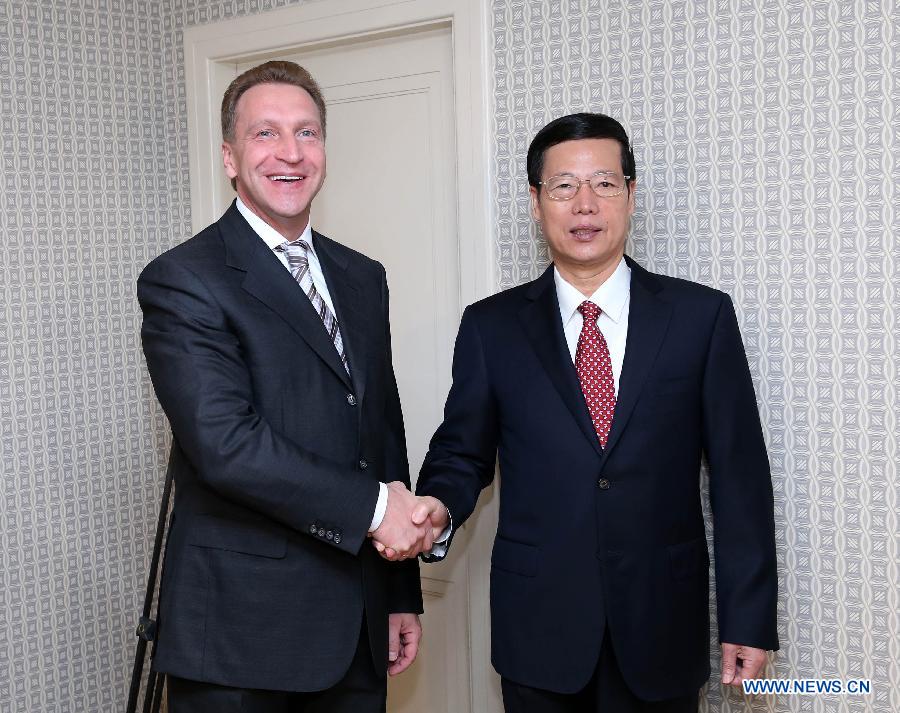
[491,1,897,711]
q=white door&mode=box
[185,2,500,711]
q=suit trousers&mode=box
[500,633,699,713]
[166,621,386,713]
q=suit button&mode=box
[358,459,368,470]
[326,530,334,540]
[347,394,357,406]
[334,533,342,544]
[318,528,325,537]
[597,478,610,490]
[309,524,317,534]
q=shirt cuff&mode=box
[369,482,389,532]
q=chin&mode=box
[269,197,310,215]
[570,248,608,263]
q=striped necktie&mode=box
[275,239,350,375]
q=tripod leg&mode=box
[125,639,148,713]
[150,674,166,713]
[142,671,159,713]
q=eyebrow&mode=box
[548,170,619,177]
[246,118,322,131]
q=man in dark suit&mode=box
[138,61,431,713]
[410,114,779,712]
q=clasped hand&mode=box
[370,482,448,561]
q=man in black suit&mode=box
[410,114,779,712]
[138,61,431,712]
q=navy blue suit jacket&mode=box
[417,257,778,700]
[138,203,422,692]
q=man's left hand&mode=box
[387,613,422,676]
[721,643,767,685]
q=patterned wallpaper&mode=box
[1,0,896,711]
[492,1,898,712]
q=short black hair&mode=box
[526,113,636,188]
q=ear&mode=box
[529,185,542,223]
[222,142,238,180]
[626,179,636,216]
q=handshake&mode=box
[369,482,449,561]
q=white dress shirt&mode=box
[235,197,389,531]
[555,257,631,395]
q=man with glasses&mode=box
[410,113,779,712]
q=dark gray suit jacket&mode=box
[138,202,422,692]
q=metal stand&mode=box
[126,460,174,713]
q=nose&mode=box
[275,135,304,164]
[571,181,599,214]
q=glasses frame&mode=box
[538,171,633,201]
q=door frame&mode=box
[183,2,499,711]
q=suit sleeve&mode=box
[137,255,379,555]
[416,306,500,560]
[379,267,424,613]
[702,294,779,651]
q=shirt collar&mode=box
[554,257,631,324]
[236,196,315,255]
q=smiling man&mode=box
[413,113,779,712]
[137,61,430,713]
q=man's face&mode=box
[222,82,326,239]
[530,138,635,279]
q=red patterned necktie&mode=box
[575,301,616,448]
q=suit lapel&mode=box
[600,257,672,467]
[219,204,353,390]
[519,266,604,456]
[313,230,369,404]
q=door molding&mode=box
[183,2,499,712]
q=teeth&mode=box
[271,176,302,181]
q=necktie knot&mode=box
[277,239,311,260]
[276,240,313,276]
[578,300,602,322]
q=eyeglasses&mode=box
[539,171,632,201]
